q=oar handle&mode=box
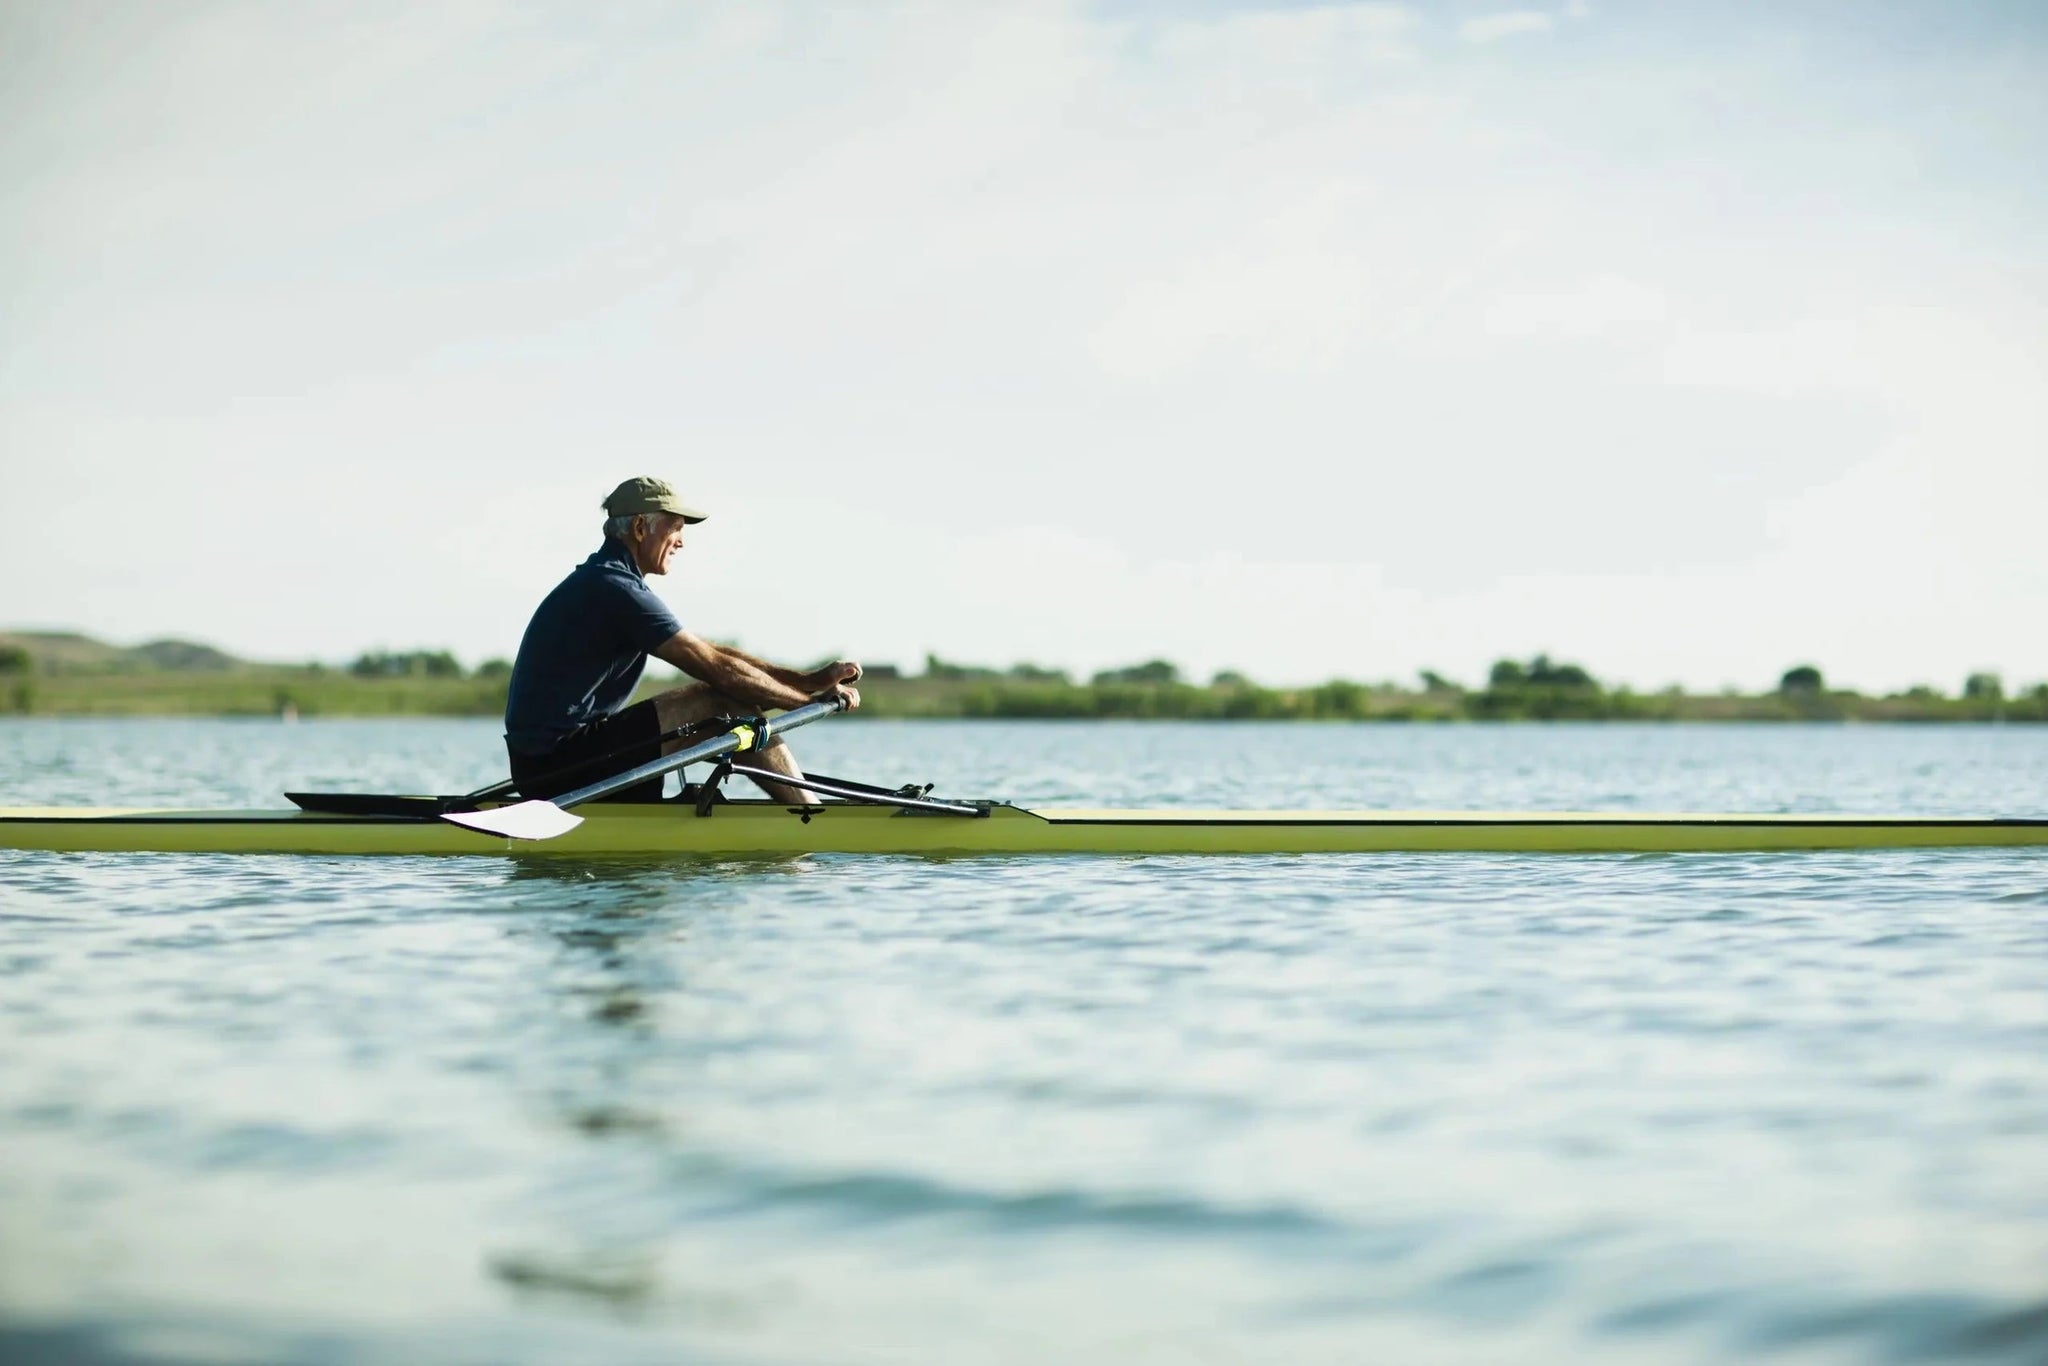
[469,713,751,807]
[542,695,848,812]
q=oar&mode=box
[286,716,744,817]
[442,696,849,841]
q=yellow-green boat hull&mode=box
[3,803,2046,856]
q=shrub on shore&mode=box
[2,635,2042,722]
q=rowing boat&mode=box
[4,705,2042,856]
[3,802,2045,856]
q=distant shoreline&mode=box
[3,633,2041,724]
[1,669,2040,724]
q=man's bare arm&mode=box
[714,644,862,692]
[652,632,814,710]
[716,643,811,688]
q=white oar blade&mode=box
[442,801,584,841]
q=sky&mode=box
[2,0,2044,693]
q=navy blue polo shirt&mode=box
[504,539,683,755]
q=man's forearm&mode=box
[702,650,811,710]
[717,644,815,690]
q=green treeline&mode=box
[347,649,513,681]
[849,655,2048,723]
[0,640,511,717]
[0,633,2043,721]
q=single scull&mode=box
[2,803,2045,856]
[2,706,2042,856]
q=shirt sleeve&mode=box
[604,575,683,653]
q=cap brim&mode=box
[606,498,708,523]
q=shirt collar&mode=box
[593,537,645,581]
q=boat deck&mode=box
[3,803,2046,856]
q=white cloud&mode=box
[1662,320,1868,394]
[1087,184,1374,379]
[1458,11,1556,44]
[1150,3,1422,78]
[1,1,2044,692]
[1482,275,1668,341]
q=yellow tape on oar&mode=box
[731,718,775,753]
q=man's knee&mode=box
[653,685,739,731]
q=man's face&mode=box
[633,513,687,575]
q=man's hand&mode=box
[807,661,862,711]
[811,660,862,688]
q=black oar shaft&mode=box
[722,763,982,815]
[499,715,740,801]
[546,697,846,812]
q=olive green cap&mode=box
[602,476,707,524]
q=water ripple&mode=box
[2,719,2046,1363]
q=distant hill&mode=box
[127,638,240,671]
[0,630,244,673]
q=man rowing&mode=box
[502,477,860,805]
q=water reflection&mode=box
[488,1249,661,1312]
[7,721,2048,1364]
[502,855,815,886]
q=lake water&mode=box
[2,719,2045,1365]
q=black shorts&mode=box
[509,700,667,802]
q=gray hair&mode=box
[604,511,684,540]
